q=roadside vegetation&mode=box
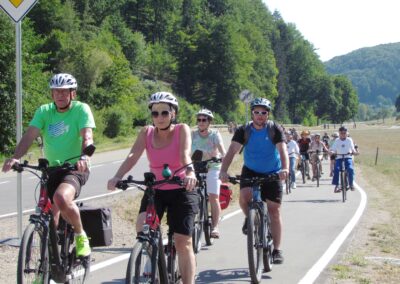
[326,118,400,283]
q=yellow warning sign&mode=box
[9,0,23,8]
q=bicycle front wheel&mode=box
[316,163,320,187]
[301,161,306,184]
[341,171,347,202]
[17,222,50,284]
[247,207,263,284]
[203,199,213,246]
[126,241,162,284]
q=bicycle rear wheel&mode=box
[126,241,163,284]
[262,215,273,273]
[301,161,306,184]
[165,238,181,284]
[192,210,203,253]
[316,163,320,187]
[67,248,90,283]
[17,222,50,284]
[247,207,263,283]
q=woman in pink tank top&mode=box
[107,92,198,284]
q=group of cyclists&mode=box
[1,72,359,283]
[284,127,359,192]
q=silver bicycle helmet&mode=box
[196,108,214,119]
[50,73,77,89]
[250,97,272,111]
[148,92,179,111]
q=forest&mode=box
[0,0,358,153]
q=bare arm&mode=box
[276,141,289,181]
[107,127,147,190]
[76,127,94,172]
[180,124,197,191]
[219,141,242,182]
[2,126,40,172]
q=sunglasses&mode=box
[252,110,268,115]
[197,118,208,123]
[151,110,170,118]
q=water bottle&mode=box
[142,248,152,278]
[162,164,172,179]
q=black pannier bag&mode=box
[79,204,113,247]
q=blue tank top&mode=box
[243,126,281,174]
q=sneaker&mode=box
[211,227,220,239]
[312,177,316,182]
[242,218,248,235]
[75,233,91,257]
[334,186,341,193]
[307,174,311,180]
[350,185,355,191]
[272,249,284,264]
[292,182,297,189]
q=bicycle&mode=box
[14,145,95,284]
[285,170,291,194]
[336,153,353,203]
[299,153,308,184]
[117,165,188,284]
[191,150,222,252]
[309,150,322,187]
[229,173,280,284]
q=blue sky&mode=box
[264,0,400,61]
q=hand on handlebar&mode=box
[2,158,19,173]
[107,176,122,191]
[219,171,229,183]
[183,172,197,191]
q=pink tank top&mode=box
[146,124,185,190]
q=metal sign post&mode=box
[239,89,253,124]
[1,0,39,240]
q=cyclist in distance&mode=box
[298,130,311,179]
[2,73,95,257]
[286,131,300,189]
[330,126,359,192]
[107,92,198,284]
[192,108,226,238]
[308,133,329,181]
[219,97,289,264]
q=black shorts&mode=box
[47,169,89,202]
[139,189,199,236]
[300,152,310,160]
[240,166,283,204]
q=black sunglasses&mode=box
[151,110,170,118]
[197,118,208,123]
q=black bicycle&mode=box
[14,145,95,284]
[285,171,291,194]
[299,153,308,184]
[191,151,222,252]
[117,165,188,284]
[229,174,280,284]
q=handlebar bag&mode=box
[219,183,232,210]
[79,205,113,247]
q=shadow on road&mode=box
[101,278,125,284]
[196,268,271,283]
[285,199,341,204]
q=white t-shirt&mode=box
[331,138,356,159]
[287,140,299,157]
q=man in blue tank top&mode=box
[220,97,289,264]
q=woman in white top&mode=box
[286,131,300,188]
[308,133,329,181]
[191,109,226,238]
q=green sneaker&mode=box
[75,234,91,257]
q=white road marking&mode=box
[0,181,10,185]
[298,182,367,284]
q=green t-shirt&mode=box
[29,101,95,166]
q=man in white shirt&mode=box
[286,131,299,188]
[330,126,358,192]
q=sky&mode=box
[263,0,400,61]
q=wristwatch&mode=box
[186,165,195,173]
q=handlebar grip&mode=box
[11,163,23,173]
[115,181,128,191]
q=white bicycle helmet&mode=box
[250,97,272,111]
[196,108,214,119]
[148,92,179,111]
[50,73,77,89]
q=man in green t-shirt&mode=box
[2,73,95,257]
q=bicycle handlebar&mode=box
[116,174,184,191]
[12,160,77,174]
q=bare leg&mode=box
[208,193,221,228]
[266,200,282,250]
[174,233,195,284]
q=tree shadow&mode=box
[285,199,341,204]
[196,268,271,283]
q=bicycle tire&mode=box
[17,222,50,284]
[247,207,263,284]
[301,160,306,184]
[192,211,203,253]
[341,171,347,202]
[203,198,213,246]
[316,162,320,187]
[66,248,90,283]
[166,242,181,283]
[262,214,273,273]
[126,241,163,284]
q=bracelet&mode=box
[186,165,195,172]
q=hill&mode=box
[324,42,400,106]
